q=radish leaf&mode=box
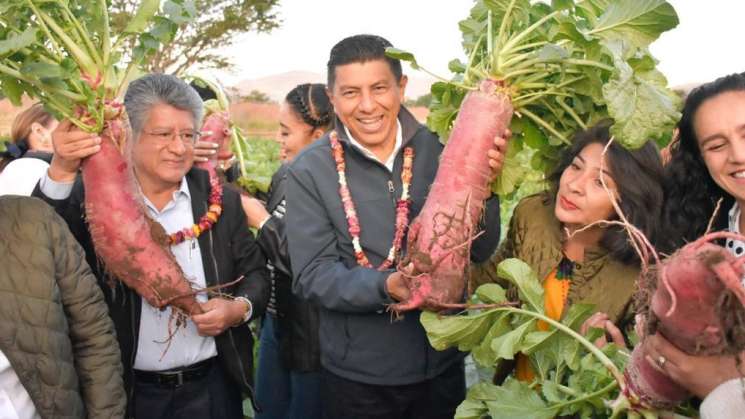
[497,258,544,313]
[588,0,679,45]
[123,0,160,34]
[0,27,38,56]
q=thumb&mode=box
[57,118,73,132]
[200,298,219,311]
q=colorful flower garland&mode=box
[329,131,414,270]
[167,169,223,245]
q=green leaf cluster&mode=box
[421,259,631,418]
[233,133,280,195]
[0,0,195,131]
[388,0,682,196]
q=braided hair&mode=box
[285,83,333,131]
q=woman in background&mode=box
[242,83,333,419]
[0,103,58,195]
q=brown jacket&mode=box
[471,193,639,325]
[0,196,125,418]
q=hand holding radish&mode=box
[486,129,511,182]
[192,297,249,336]
[48,119,102,182]
[193,140,219,163]
[643,334,743,399]
[240,195,270,230]
[580,311,626,348]
[386,270,411,302]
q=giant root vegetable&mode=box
[621,231,745,410]
[82,111,203,315]
[189,75,234,174]
[391,80,512,312]
[197,110,232,172]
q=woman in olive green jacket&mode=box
[473,123,664,347]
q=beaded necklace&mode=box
[166,169,223,245]
[329,131,414,270]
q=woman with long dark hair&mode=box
[646,73,745,419]
[242,83,333,419]
[472,122,664,381]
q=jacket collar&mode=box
[185,167,220,286]
[185,167,209,197]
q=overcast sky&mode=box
[215,0,745,88]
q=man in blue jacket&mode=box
[286,34,507,419]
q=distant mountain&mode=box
[233,71,324,102]
[231,70,435,102]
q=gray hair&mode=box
[124,73,204,139]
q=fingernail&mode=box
[211,143,219,148]
[210,150,217,155]
[95,137,102,144]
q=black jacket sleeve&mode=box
[470,195,501,263]
[255,167,291,278]
[256,216,291,278]
[224,189,270,320]
[32,177,90,248]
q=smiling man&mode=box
[33,74,269,419]
[285,34,507,419]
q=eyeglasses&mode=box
[143,129,201,146]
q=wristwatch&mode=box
[234,296,253,325]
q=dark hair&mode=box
[661,73,745,253]
[189,80,218,102]
[285,83,334,130]
[548,122,665,264]
[326,34,403,88]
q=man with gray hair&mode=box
[33,73,269,419]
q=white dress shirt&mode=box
[344,119,403,172]
[0,350,40,419]
[135,179,217,370]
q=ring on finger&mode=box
[657,355,667,368]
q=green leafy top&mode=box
[185,73,230,113]
[420,258,648,418]
[387,0,681,195]
[0,0,195,132]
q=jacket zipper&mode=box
[205,202,257,404]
